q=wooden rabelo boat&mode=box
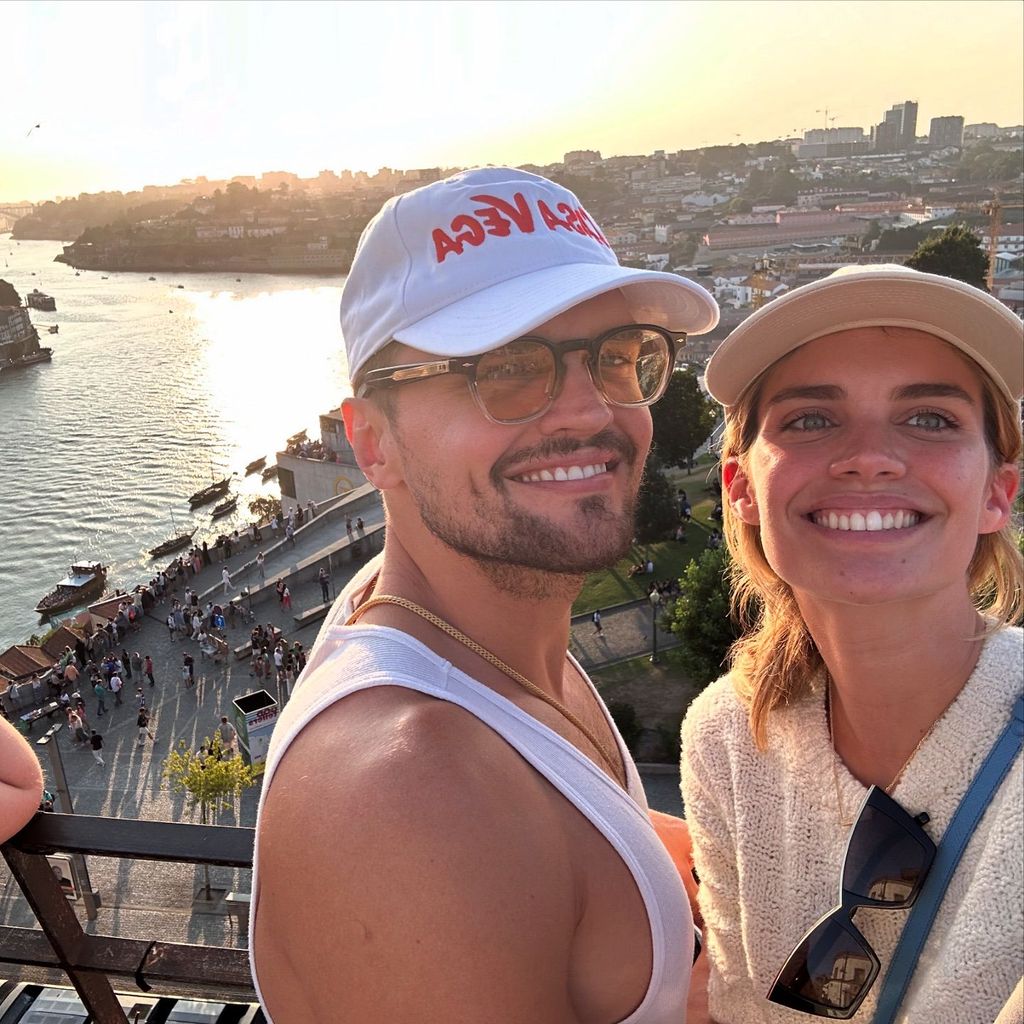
[188,477,231,508]
[211,496,237,519]
[149,528,197,560]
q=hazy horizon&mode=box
[4,0,1023,206]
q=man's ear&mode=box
[342,397,404,490]
[979,461,1020,535]
[723,456,759,526]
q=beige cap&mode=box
[705,264,1024,406]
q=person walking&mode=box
[120,648,133,681]
[285,521,295,547]
[109,673,123,706]
[281,585,292,612]
[257,551,266,585]
[92,679,108,717]
[222,566,234,596]
[143,655,155,688]
[136,706,154,745]
[166,610,177,640]
[130,651,143,680]
[318,568,330,604]
[183,652,195,688]
[89,730,104,767]
[218,715,238,756]
[592,608,604,636]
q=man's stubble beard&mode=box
[396,428,643,599]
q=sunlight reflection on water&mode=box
[0,238,351,647]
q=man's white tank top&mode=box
[250,556,693,1022]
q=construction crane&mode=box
[953,195,1024,291]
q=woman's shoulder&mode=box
[682,673,751,748]
[980,624,1024,678]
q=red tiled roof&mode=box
[0,644,55,684]
[40,624,86,660]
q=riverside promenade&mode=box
[1,489,684,980]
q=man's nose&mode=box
[539,351,614,434]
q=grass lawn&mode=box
[590,649,703,761]
[572,463,723,616]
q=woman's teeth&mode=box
[812,510,920,532]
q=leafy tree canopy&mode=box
[666,545,740,687]
[905,223,988,290]
[651,368,719,469]
[634,448,678,544]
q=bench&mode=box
[200,636,229,664]
[223,890,251,934]
[19,701,61,732]
[293,603,331,627]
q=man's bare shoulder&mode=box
[255,684,582,1023]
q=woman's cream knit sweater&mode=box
[681,626,1023,1024]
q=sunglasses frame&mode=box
[767,786,936,1019]
[356,324,686,425]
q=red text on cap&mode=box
[432,192,610,263]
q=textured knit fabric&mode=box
[681,626,1023,1024]
[251,554,693,1023]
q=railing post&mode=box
[37,726,100,920]
[1,843,128,1023]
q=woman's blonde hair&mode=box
[722,343,1024,750]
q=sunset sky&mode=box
[3,0,1022,204]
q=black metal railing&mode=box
[1,812,257,1022]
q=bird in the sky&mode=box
[26,124,41,137]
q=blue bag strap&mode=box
[873,694,1023,1024]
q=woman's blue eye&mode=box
[906,411,954,430]
[786,412,831,431]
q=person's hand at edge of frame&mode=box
[0,716,45,842]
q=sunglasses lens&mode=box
[770,916,877,1015]
[475,340,556,422]
[843,804,931,906]
[597,328,673,405]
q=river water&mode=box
[0,237,352,649]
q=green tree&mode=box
[634,449,677,543]
[248,496,282,523]
[0,280,21,306]
[651,368,719,470]
[667,546,740,687]
[163,734,258,896]
[905,223,988,290]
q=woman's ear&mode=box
[723,457,759,526]
[978,461,1020,535]
[342,397,405,491]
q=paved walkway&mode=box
[1,496,683,970]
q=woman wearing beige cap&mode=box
[682,265,1022,1023]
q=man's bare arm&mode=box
[0,718,43,841]
[254,689,585,1024]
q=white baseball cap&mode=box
[705,263,1024,406]
[340,166,720,381]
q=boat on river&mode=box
[149,528,196,559]
[211,496,237,519]
[244,456,266,475]
[0,348,52,373]
[26,289,56,312]
[188,477,231,508]
[34,561,107,617]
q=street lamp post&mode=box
[649,590,662,664]
[36,724,100,920]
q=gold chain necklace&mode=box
[347,593,625,787]
[826,675,952,828]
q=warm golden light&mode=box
[2,1,1021,203]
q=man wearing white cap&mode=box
[250,168,719,1022]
